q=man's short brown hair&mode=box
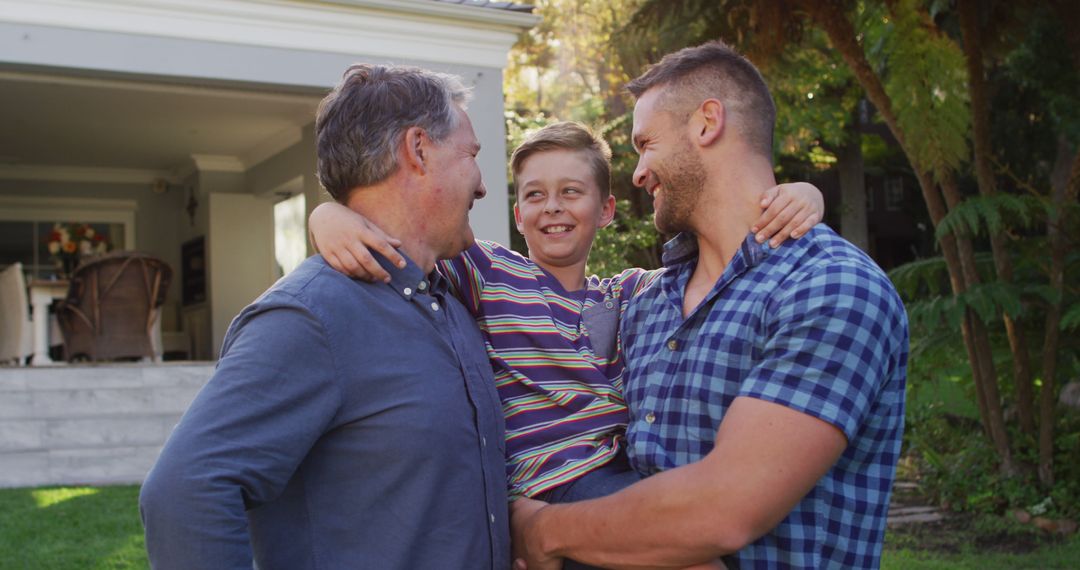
[510,121,612,199]
[627,40,776,161]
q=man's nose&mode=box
[632,159,649,188]
[474,180,487,199]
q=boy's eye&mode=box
[563,187,581,195]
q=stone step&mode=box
[888,512,946,526]
[889,506,940,516]
[0,444,165,488]
[0,415,182,452]
[0,363,212,488]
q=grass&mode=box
[883,511,1080,569]
[1,485,1077,569]
[883,537,1080,569]
[0,486,147,569]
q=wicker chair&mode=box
[56,252,172,362]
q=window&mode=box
[885,177,905,212]
[0,197,135,279]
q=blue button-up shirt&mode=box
[141,254,508,570]
[622,226,908,569]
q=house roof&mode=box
[430,0,535,14]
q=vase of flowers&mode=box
[47,223,110,278]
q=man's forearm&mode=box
[520,398,847,569]
[529,457,742,569]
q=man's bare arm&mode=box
[513,397,847,570]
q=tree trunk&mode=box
[958,0,1037,438]
[806,0,1018,472]
[838,110,869,252]
[1039,139,1079,486]
[941,173,1017,475]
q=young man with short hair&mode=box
[511,41,908,570]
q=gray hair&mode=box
[315,64,472,201]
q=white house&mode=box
[0,0,537,359]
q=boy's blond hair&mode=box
[510,122,612,199]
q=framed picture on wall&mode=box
[181,236,206,306]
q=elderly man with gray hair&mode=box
[139,63,507,569]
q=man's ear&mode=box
[696,98,725,147]
[402,126,428,174]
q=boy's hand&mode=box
[751,182,824,248]
[308,202,405,283]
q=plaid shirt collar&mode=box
[659,231,777,311]
[662,231,775,269]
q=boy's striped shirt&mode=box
[439,240,661,498]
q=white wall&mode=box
[208,193,276,358]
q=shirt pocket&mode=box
[582,298,619,361]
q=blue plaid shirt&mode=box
[622,226,908,569]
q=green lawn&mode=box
[0,486,147,570]
[1,485,1077,569]
[882,540,1080,570]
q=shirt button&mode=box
[604,300,614,309]
[418,281,427,290]
[430,302,439,311]
[403,287,412,295]
[489,513,495,524]
[481,436,487,447]
[645,412,656,424]
[667,339,678,351]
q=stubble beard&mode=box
[653,140,706,235]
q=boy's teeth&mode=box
[543,226,571,234]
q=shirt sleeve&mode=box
[738,261,906,441]
[139,294,342,570]
[438,241,497,316]
[627,268,664,299]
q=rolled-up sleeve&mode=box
[739,261,904,441]
[139,296,341,569]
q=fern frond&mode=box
[1061,303,1080,331]
[906,294,965,331]
[935,193,1046,239]
[889,256,949,297]
[957,282,1025,323]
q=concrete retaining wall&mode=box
[0,363,213,488]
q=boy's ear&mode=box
[598,194,616,228]
[513,202,525,234]
[402,126,428,173]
